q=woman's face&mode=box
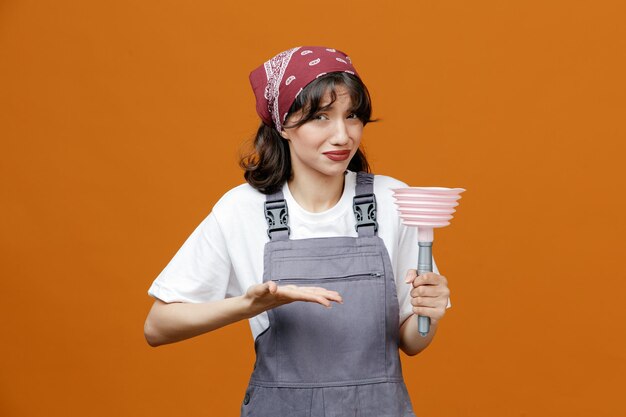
[280,85,364,180]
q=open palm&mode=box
[245,280,343,310]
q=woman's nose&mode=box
[330,119,350,145]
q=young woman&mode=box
[144,46,451,416]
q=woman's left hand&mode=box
[405,270,450,326]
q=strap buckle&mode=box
[353,193,378,233]
[265,199,290,239]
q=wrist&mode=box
[241,292,275,317]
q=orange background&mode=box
[1,1,625,416]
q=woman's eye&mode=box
[311,113,358,121]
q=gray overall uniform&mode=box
[240,172,417,417]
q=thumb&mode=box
[266,280,278,294]
[404,269,418,284]
[251,281,273,297]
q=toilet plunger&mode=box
[392,186,465,337]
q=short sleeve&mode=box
[147,212,236,303]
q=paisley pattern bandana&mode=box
[249,46,361,132]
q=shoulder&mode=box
[210,183,268,232]
[373,173,408,189]
[213,183,266,212]
[372,173,408,201]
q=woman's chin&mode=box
[320,163,350,178]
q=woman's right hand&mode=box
[244,281,343,313]
[144,281,343,347]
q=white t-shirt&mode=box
[147,170,450,340]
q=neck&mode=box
[288,171,346,213]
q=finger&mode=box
[411,295,448,310]
[298,287,344,304]
[301,286,342,297]
[308,294,334,308]
[404,269,418,284]
[413,272,447,287]
[412,306,446,321]
[250,281,274,297]
[278,287,334,307]
[303,293,332,307]
[290,286,343,302]
[318,289,344,304]
[410,295,440,308]
[267,280,278,294]
[312,289,343,305]
[412,284,450,298]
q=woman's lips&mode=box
[323,150,351,161]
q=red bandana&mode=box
[249,46,361,131]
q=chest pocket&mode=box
[267,250,388,385]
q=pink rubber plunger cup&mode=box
[392,187,465,337]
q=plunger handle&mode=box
[417,241,433,337]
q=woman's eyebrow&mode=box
[317,102,354,112]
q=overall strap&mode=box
[265,190,290,241]
[353,172,378,237]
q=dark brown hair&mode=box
[239,72,377,194]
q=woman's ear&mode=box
[280,129,289,140]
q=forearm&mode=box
[144,295,258,347]
[398,315,439,356]
[144,279,343,347]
